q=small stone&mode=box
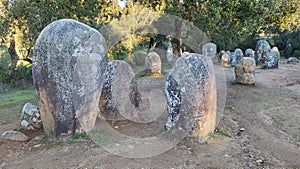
[1,130,29,141]
[256,159,263,164]
[239,128,245,131]
[27,125,35,130]
[20,120,30,127]
[33,144,42,148]
[32,117,38,123]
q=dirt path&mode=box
[1,59,300,168]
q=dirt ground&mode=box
[0,58,299,169]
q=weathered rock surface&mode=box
[202,43,218,63]
[20,102,42,128]
[264,47,280,69]
[33,19,108,138]
[145,52,162,75]
[131,51,147,66]
[165,53,217,143]
[287,57,300,64]
[219,50,230,67]
[235,57,256,85]
[255,40,271,64]
[1,130,29,142]
[231,48,244,66]
[245,48,254,58]
[166,45,175,65]
[98,60,139,122]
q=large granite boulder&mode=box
[231,48,244,66]
[98,60,139,122]
[264,47,280,69]
[202,43,218,63]
[164,53,217,143]
[33,19,108,138]
[255,40,271,64]
[235,57,256,85]
[145,51,162,75]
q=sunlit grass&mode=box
[0,89,37,122]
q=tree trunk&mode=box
[171,18,183,60]
[8,36,19,77]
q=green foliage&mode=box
[73,132,87,139]
[0,88,36,122]
[215,127,232,138]
[67,139,77,145]
[0,89,36,106]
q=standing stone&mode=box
[98,60,139,122]
[231,48,244,66]
[219,50,230,67]
[264,47,280,69]
[255,40,271,64]
[165,53,217,143]
[166,45,175,65]
[202,43,218,63]
[245,48,254,58]
[235,57,256,85]
[131,51,147,66]
[284,43,293,58]
[33,19,108,138]
[145,52,161,75]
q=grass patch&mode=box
[0,89,37,122]
[73,132,87,139]
[0,89,37,106]
[215,127,232,138]
[89,129,104,143]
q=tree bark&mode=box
[8,36,19,77]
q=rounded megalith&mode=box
[166,45,175,65]
[231,48,244,66]
[245,48,254,58]
[219,50,230,67]
[145,51,162,75]
[255,40,271,64]
[98,60,140,122]
[202,43,218,63]
[33,19,108,138]
[235,57,256,85]
[164,53,217,143]
[264,47,280,69]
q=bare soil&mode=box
[1,58,300,169]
